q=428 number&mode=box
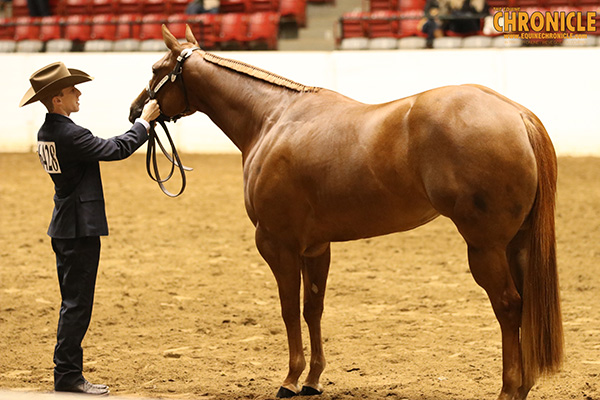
[38,141,62,174]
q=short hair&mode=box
[40,88,65,112]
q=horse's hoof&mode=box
[300,386,323,396]
[277,386,298,398]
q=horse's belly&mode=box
[310,191,440,242]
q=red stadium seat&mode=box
[115,13,141,39]
[216,12,249,49]
[219,0,253,13]
[339,11,368,38]
[64,14,91,41]
[368,10,400,38]
[90,0,117,14]
[39,16,63,41]
[399,0,425,11]
[247,11,280,49]
[0,18,16,40]
[12,0,30,17]
[370,0,398,11]
[139,13,166,40]
[143,0,169,14]
[57,0,92,15]
[186,13,221,49]
[279,0,306,27]
[14,17,41,41]
[90,14,117,39]
[170,0,190,14]
[398,10,424,37]
[49,0,61,13]
[251,0,279,12]
[116,0,144,14]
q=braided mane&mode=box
[201,52,320,93]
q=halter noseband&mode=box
[147,46,201,122]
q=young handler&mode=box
[20,62,160,395]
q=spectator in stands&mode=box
[443,0,488,35]
[420,0,488,47]
[19,62,161,396]
[27,0,50,16]
[185,0,218,14]
[0,0,12,18]
[419,0,444,48]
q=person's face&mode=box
[54,85,81,116]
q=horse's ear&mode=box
[185,25,200,46]
[162,24,182,52]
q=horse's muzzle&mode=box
[129,105,143,124]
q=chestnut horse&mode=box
[130,25,563,400]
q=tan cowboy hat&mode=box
[19,61,93,107]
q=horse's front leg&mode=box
[255,227,305,398]
[299,245,331,395]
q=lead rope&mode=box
[146,117,192,197]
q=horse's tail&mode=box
[520,113,564,388]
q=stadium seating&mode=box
[11,0,30,17]
[90,14,117,39]
[370,0,398,11]
[39,16,63,41]
[247,11,279,49]
[85,13,116,51]
[13,16,40,41]
[90,0,118,14]
[64,15,92,41]
[113,13,141,51]
[57,0,91,15]
[252,0,280,12]
[0,17,15,40]
[279,0,306,27]
[116,0,144,14]
[186,13,221,49]
[398,10,424,37]
[4,0,599,52]
[216,12,249,49]
[219,0,253,13]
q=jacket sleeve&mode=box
[71,122,149,162]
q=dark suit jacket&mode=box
[37,113,148,239]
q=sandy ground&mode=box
[0,153,598,400]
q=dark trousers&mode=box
[51,236,101,390]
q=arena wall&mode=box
[2,48,598,155]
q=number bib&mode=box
[38,141,62,174]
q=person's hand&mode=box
[140,99,161,123]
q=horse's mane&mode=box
[202,52,320,93]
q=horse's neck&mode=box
[188,58,295,155]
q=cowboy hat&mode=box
[19,61,93,107]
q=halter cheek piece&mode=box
[145,47,200,198]
[147,46,201,122]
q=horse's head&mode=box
[129,25,200,123]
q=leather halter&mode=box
[147,46,201,122]
[145,47,199,197]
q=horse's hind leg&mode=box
[506,229,536,399]
[467,244,524,400]
[300,245,331,395]
[255,228,305,398]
